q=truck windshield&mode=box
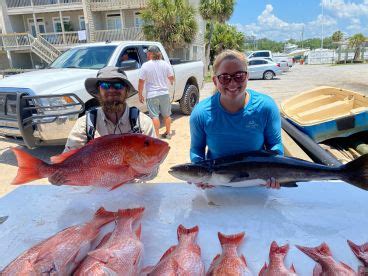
[49,46,117,69]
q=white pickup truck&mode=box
[0,41,204,148]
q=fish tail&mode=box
[295,242,332,262]
[342,154,368,190]
[270,241,289,256]
[347,240,368,266]
[177,224,199,242]
[218,232,245,248]
[117,207,145,220]
[92,207,118,227]
[11,147,49,184]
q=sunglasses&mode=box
[99,82,126,90]
[216,71,247,85]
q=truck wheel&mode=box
[179,84,199,115]
[263,70,274,80]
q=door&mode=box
[28,18,46,36]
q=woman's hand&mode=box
[139,94,145,103]
[265,177,280,189]
[188,182,215,190]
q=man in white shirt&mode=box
[138,45,174,139]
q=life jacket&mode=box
[86,107,141,142]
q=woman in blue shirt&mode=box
[190,50,283,189]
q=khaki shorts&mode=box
[147,94,171,118]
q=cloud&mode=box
[323,0,368,18]
[236,4,337,41]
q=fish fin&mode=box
[159,245,177,261]
[11,147,49,184]
[313,263,323,276]
[290,263,296,273]
[109,182,126,191]
[347,240,368,266]
[280,182,299,188]
[218,232,245,247]
[93,207,117,227]
[296,242,332,262]
[96,232,112,248]
[229,172,250,182]
[270,241,289,255]
[177,224,199,242]
[88,248,112,263]
[50,148,80,163]
[135,223,142,239]
[259,262,268,276]
[342,154,368,190]
[241,254,247,266]
[207,254,221,275]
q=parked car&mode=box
[249,57,289,73]
[0,41,204,148]
[248,58,282,80]
[247,50,273,59]
[273,55,294,68]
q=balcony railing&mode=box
[0,33,31,49]
[6,0,82,9]
[39,31,87,47]
[90,0,147,11]
[95,28,144,42]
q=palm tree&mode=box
[141,0,198,57]
[332,30,344,44]
[199,0,235,69]
[349,33,366,62]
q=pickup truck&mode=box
[0,41,204,148]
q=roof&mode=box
[72,41,161,48]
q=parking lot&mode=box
[1,63,368,196]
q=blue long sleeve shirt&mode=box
[190,89,283,163]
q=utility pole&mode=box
[321,0,324,49]
[301,25,304,49]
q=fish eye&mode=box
[144,140,150,147]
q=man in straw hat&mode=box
[63,66,156,153]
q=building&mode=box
[0,0,205,69]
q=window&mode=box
[79,16,85,31]
[106,14,122,30]
[53,16,71,32]
[116,47,141,70]
[28,18,46,36]
[254,51,270,58]
[249,60,267,65]
[134,11,143,27]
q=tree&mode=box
[349,33,366,61]
[199,0,235,68]
[141,0,198,56]
[209,22,245,61]
[332,30,343,43]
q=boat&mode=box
[280,86,368,143]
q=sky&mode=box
[230,0,368,41]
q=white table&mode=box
[0,181,367,275]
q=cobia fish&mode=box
[259,241,296,276]
[12,134,170,189]
[141,225,205,276]
[74,207,145,276]
[296,242,357,275]
[1,207,117,276]
[206,232,252,276]
[169,151,368,190]
[347,240,368,275]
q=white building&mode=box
[0,0,205,69]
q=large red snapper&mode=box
[11,134,170,189]
[259,241,296,276]
[0,208,117,275]
[206,232,252,276]
[74,207,144,276]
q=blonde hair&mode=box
[213,49,248,75]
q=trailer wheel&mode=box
[179,84,199,115]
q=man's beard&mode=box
[98,94,127,113]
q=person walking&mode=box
[138,46,174,139]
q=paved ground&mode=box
[1,63,368,196]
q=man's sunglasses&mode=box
[99,81,126,90]
[216,71,247,85]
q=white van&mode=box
[247,50,273,59]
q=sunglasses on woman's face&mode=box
[216,71,247,85]
[99,81,126,90]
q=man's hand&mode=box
[139,94,145,103]
[188,181,215,190]
[265,177,280,189]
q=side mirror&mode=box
[119,60,139,71]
